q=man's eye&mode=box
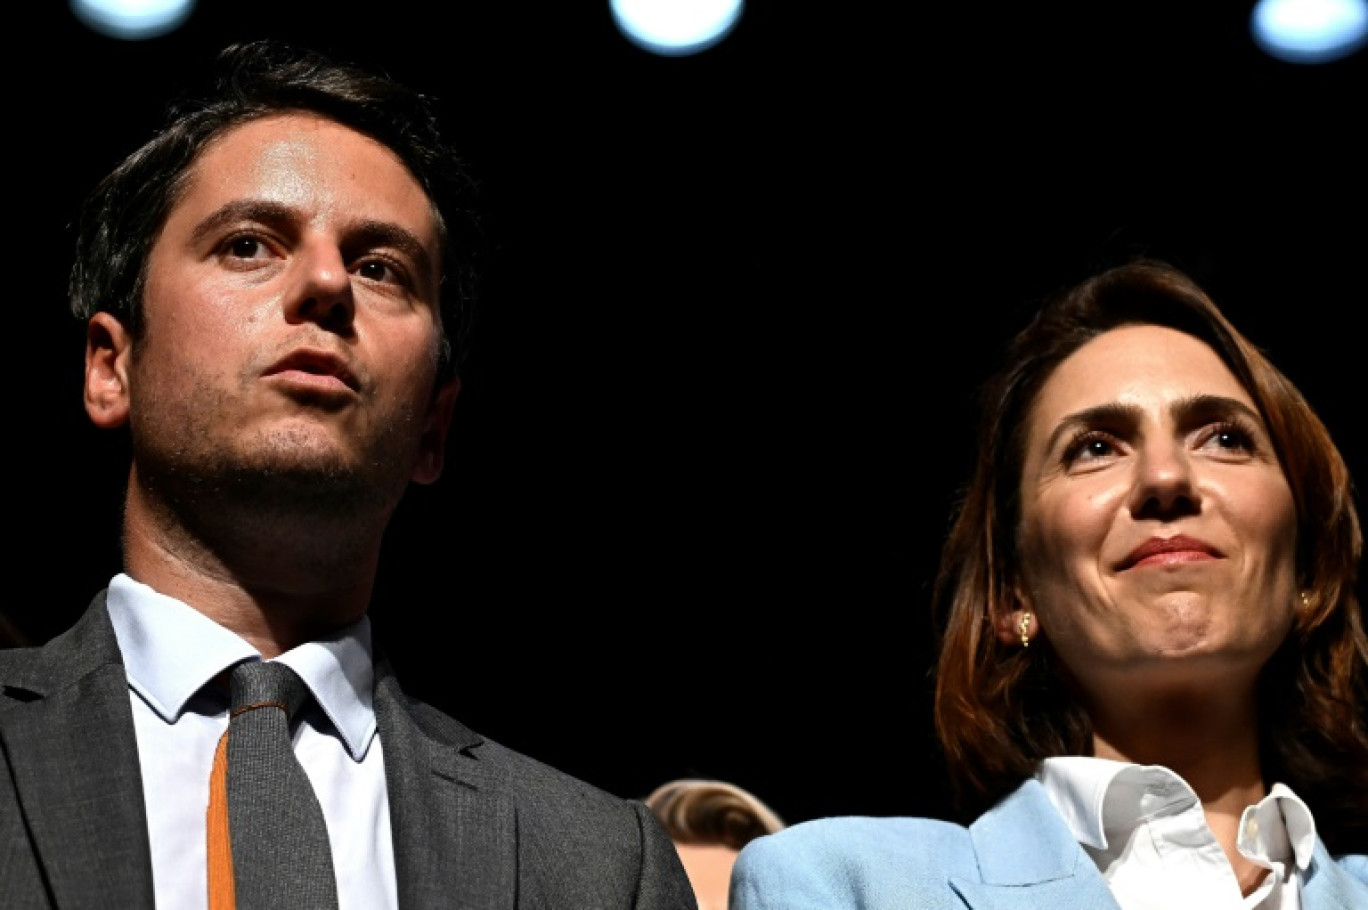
[355,259,407,286]
[228,236,264,258]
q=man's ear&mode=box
[993,581,1037,645]
[412,375,461,485]
[84,313,133,429]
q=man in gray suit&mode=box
[0,39,697,910]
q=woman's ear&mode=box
[84,313,133,429]
[994,582,1037,646]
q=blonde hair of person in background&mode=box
[645,778,786,910]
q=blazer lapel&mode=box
[373,655,518,910]
[948,781,1368,910]
[949,779,1121,910]
[0,594,155,909]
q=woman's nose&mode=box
[1128,440,1201,519]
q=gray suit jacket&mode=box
[731,777,1368,909]
[0,593,698,910]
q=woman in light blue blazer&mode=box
[731,258,1368,909]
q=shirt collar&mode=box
[1241,783,1318,872]
[105,572,378,762]
[1037,755,1138,850]
[1037,755,1318,871]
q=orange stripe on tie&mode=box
[207,728,235,910]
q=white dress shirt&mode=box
[1038,756,1317,910]
[106,573,399,910]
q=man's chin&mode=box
[162,452,394,517]
[138,425,416,516]
[230,455,373,493]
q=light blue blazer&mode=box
[730,779,1368,909]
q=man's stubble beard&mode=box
[130,399,422,551]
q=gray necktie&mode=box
[218,659,341,910]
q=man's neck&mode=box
[120,476,383,658]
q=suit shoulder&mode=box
[743,814,974,865]
[1338,852,1368,886]
[469,731,636,809]
[0,645,45,706]
[732,816,980,909]
[1,592,117,704]
[401,696,642,817]
[0,644,42,673]
[391,696,693,904]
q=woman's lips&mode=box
[1119,534,1223,570]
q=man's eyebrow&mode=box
[347,220,435,277]
[188,200,295,246]
[189,201,436,276]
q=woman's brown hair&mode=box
[932,257,1368,853]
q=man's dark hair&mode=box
[68,38,481,378]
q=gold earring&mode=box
[1019,611,1032,648]
[1300,591,1310,608]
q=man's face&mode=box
[87,112,458,518]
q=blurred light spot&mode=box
[70,0,195,40]
[1251,0,1368,63]
[610,0,744,56]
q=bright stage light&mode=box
[70,0,196,41]
[610,0,744,57]
[1251,0,1368,63]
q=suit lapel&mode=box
[949,779,1121,910]
[373,655,518,910]
[0,594,155,909]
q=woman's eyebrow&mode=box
[1042,394,1265,454]
[1169,394,1264,427]
[1043,402,1140,454]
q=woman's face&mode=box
[1014,324,1298,701]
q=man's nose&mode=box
[284,243,355,331]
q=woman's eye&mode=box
[1206,424,1255,453]
[1078,438,1117,460]
[1063,433,1119,465]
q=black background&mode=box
[8,1,1366,827]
